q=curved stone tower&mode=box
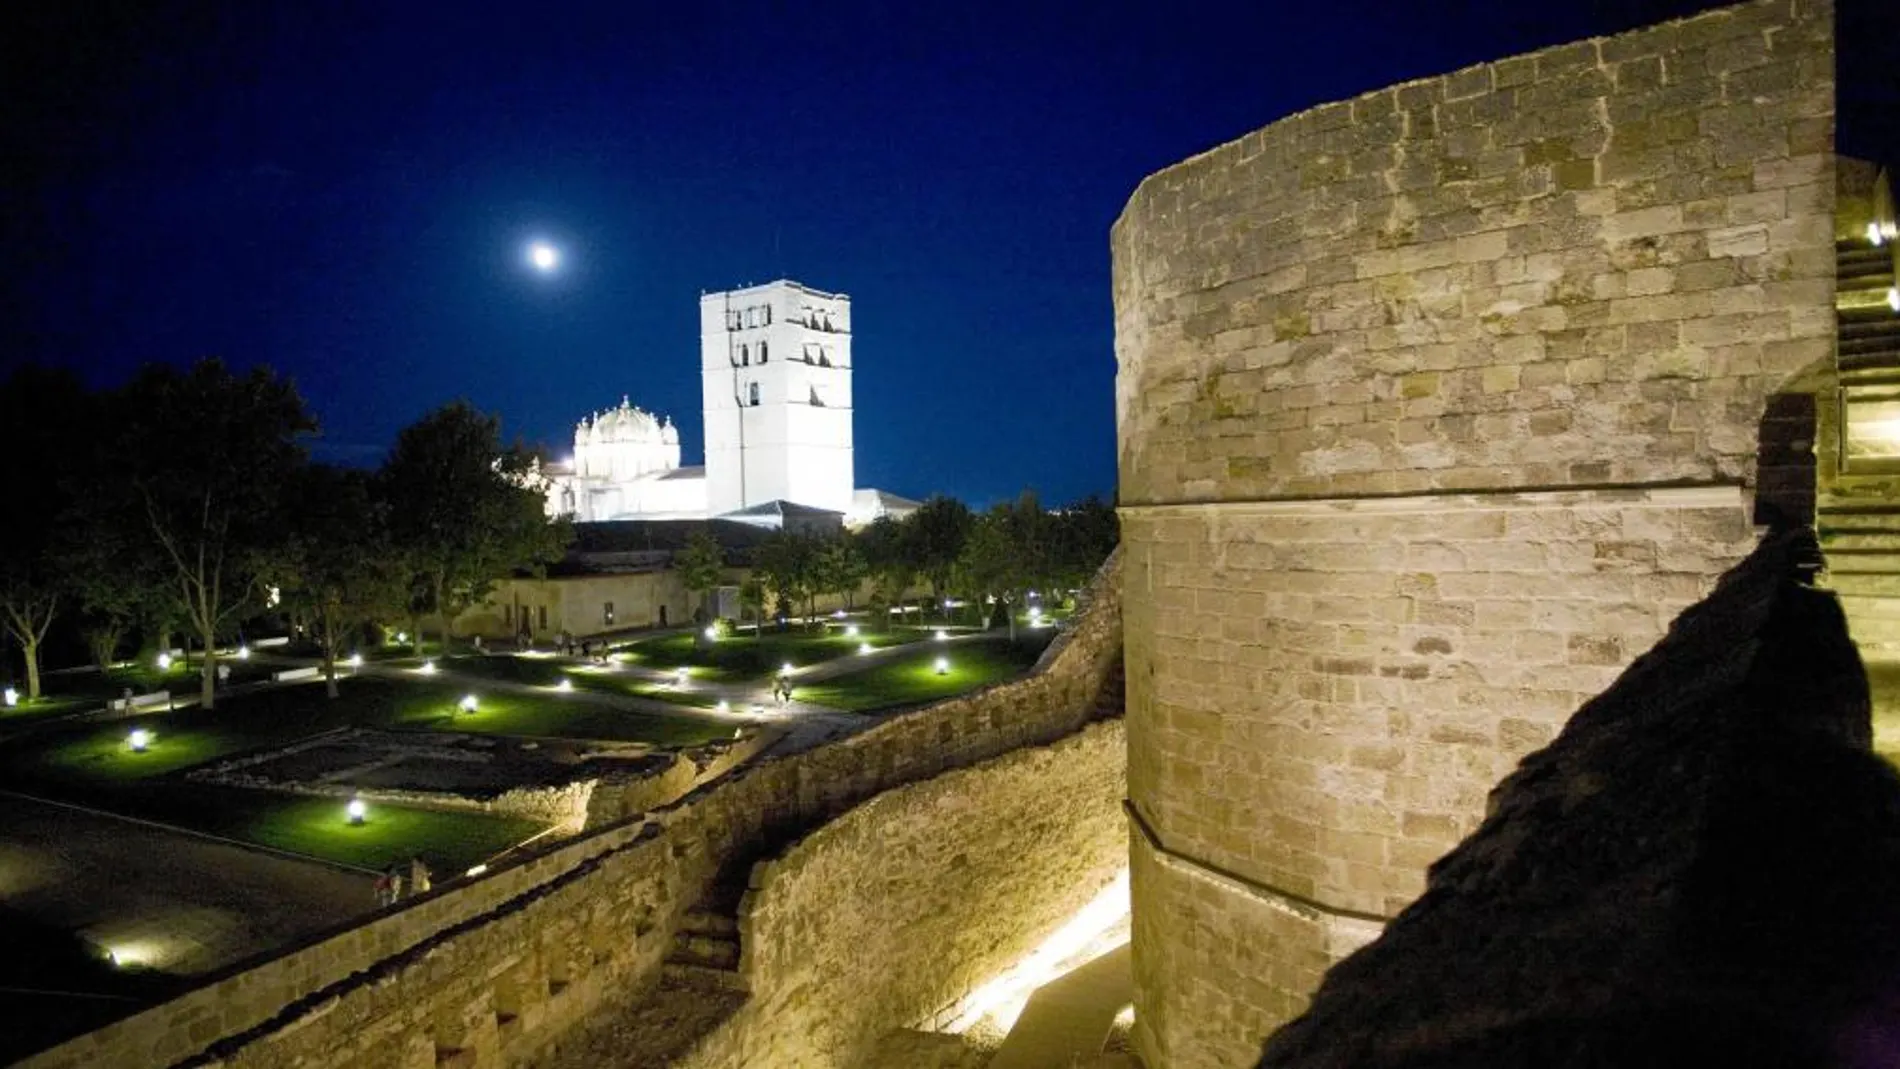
[1112,1,1838,1064]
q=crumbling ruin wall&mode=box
[1112,1,1836,1064]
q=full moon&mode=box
[528,242,559,272]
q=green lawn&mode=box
[615,628,924,683]
[792,635,1051,713]
[140,785,545,872]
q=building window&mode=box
[809,385,826,407]
[740,344,749,366]
[749,382,761,406]
[763,305,772,325]
[603,602,615,626]
[538,606,548,630]
[744,307,756,328]
[726,310,740,331]
[759,341,768,363]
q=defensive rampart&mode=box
[18,552,1122,1069]
[1113,0,1836,1064]
[665,719,1126,1068]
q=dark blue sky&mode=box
[4,0,1890,506]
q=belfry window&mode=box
[749,382,760,406]
[740,344,749,366]
[759,341,768,363]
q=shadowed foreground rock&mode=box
[1259,529,1900,1069]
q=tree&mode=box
[114,360,314,709]
[738,575,768,639]
[277,465,407,697]
[1049,494,1119,594]
[814,536,867,611]
[0,368,91,698]
[380,402,571,656]
[753,531,821,628]
[855,516,912,632]
[957,492,1053,641]
[903,496,972,619]
[674,530,726,628]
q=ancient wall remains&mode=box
[670,720,1127,1069]
[1112,1,1836,1065]
[20,553,1121,1069]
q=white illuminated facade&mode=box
[545,280,908,527]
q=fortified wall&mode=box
[22,555,1123,1069]
[1113,0,1836,1064]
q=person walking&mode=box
[374,868,394,908]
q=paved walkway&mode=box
[987,942,1133,1069]
[0,793,371,976]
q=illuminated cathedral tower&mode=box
[700,280,855,516]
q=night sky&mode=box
[4,1,1894,506]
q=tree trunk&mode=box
[201,641,218,709]
[23,637,42,700]
[322,607,340,699]
[1006,597,1017,642]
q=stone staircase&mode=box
[661,902,746,992]
[1820,236,1900,653]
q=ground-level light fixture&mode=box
[465,864,488,878]
[716,699,731,713]
[347,652,364,669]
[2,687,16,708]
[845,624,859,638]
[235,645,251,660]
[935,657,950,676]
[418,661,438,675]
[128,728,152,752]
[780,662,793,676]
[156,653,174,670]
[347,798,367,825]
[859,643,873,656]
[674,666,690,684]
[556,678,573,693]
[935,629,948,642]
[395,631,408,644]
[458,694,479,713]
[704,625,719,641]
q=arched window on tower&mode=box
[749,382,760,406]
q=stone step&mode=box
[1826,573,1900,597]
[660,961,748,993]
[1842,313,1900,335]
[668,931,741,970]
[678,909,738,938]
[1817,530,1900,551]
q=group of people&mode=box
[555,632,613,664]
[374,856,434,908]
[770,676,793,706]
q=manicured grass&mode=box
[792,635,1051,713]
[616,628,924,683]
[140,785,545,872]
[412,684,731,746]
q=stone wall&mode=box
[1113,1,1836,1065]
[672,720,1127,1069]
[19,552,1121,1069]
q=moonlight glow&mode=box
[528,242,560,272]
